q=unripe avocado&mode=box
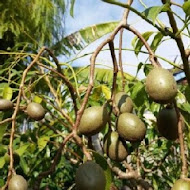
[117,113,146,142]
[104,131,128,162]
[114,92,133,113]
[75,161,106,190]
[27,102,45,121]
[157,107,179,140]
[78,105,109,136]
[0,99,13,111]
[145,68,177,104]
[172,179,190,190]
[8,175,28,190]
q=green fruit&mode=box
[145,68,177,104]
[114,92,133,113]
[78,105,109,136]
[27,102,45,121]
[172,179,190,190]
[157,107,179,140]
[0,99,13,111]
[75,161,106,190]
[103,131,128,162]
[117,113,146,142]
[8,175,28,190]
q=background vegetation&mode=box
[1,0,190,189]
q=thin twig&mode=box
[123,24,161,67]
[170,1,182,8]
[2,47,46,190]
[34,132,74,190]
[73,24,123,132]
[119,29,125,91]
[38,64,74,126]
[107,160,153,190]
[161,0,190,86]
[174,101,188,178]
[118,0,133,90]
[102,0,174,37]
[37,48,78,116]
[0,118,12,125]
[109,41,118,100]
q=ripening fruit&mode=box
[172,178,190,190]
[78,105,109,136]
[103,131,128,162]
[8,175,28,190]
[75,161,106,190]
[114,92,133,113]
[157,107,179,140]
[0,99,13,111]
[117,113,146,142]
[145,67,177,104]
[27,102,45,121]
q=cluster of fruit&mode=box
[75,67,189,190]
[0,100,45,121]
[1,67,189,189]
[0,100,45,190]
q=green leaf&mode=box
[3,86,12,100]
[20,157,30,174]
[76,67,134,85]
[91,86,102,100]
[15,144,29,156]
[183,0,190,16]
[180,103,190,114]
[52,21,119,55]
[92,151,112,190]
[101,85,111,100]
[0,124,7,143]
[70,0,75,17]
[150,32,164,52]
[33,95,42,104]
[133,31,154,56]
[0,83,9,98]
[131,35,138,49]
[136,62,144,76]
[0,156,5,169]
[37,136,50,151]
[185,86,190,103]
[144,64,154,76]
[131,81,148,108]
[142,5,167,24]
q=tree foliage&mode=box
[1,0,190,190]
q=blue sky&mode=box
[62,0,188,79]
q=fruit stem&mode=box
[174,101,188,178]
[178,115,188,178]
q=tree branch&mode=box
[123,24,161,67]
[2,47,46,190]
[161,0,190,86]
[174,101,188,178]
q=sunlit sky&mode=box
[62,0,188,79]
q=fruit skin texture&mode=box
[117,113,146,142]
[157,107,179,140]
[0,99,13,111]
[145,68,177,104]
[8,175,28,190]
[75,161,106,190]
[114,92,133,113]
[27,102,45,121]
[78,105,109,136]
[104,131,128,162]
[172,179,190,190]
